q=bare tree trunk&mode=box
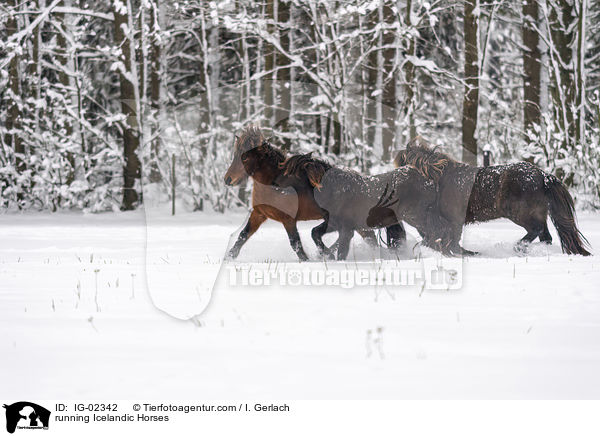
[113,0,141,210]
[264,0,275,124]
[575,0,587,146]
[240,5,251,123]
[254,20,263,120]
[196,3,220,211]
[403,0,417,144]
[196,4,210,212]
[324,112,332,153]
[358,10,370,169]
[381,0,397,161]
[138,0,148,172]
[276,0,291,150]
[548,0,576,145]
[56,0,76,185]
[238,0,250,206]
[329,1,343,155]
[305,7,323,148]
[366,6,379,149]
[6,0,25,174]
[198,5,209,134]
[28,0,44,133]
[75,55,86,162]
[331,112,341,155]
[148,0,162,183]
[462,0,479,165]
[522,0,542,145]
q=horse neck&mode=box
[439,159,480,188]
[252,153,284,185]
[445,159,476,175]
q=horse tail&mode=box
[546,175,591,256]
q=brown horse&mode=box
[224,126,378,260]
[393,137,591,256]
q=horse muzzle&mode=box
[224,175,242,186]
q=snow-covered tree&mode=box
[0,0,598,212]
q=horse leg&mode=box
[283,219,309,262]
[311,220,336,259]
[446,225,477,256]
[227,209,267,259]
[386,223,406,248]
[518,230,540,245]
[336,228,354,261]
[357,228,378,247]
[511,203,549,249]
[515,222,544,253]
[456,246,477,256]
[539,223,552,244]
[328,238,340,257]
[519,225,543,244]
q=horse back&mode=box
[467,162,547,222]
[315,167,374,225]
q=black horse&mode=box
[276,153,455,259]
[393,137,591,256]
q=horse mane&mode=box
[263,140,286,164]
[394,136,453,183]
[279,152,332,190]
[236,125,264,150]
[236,125,286,163]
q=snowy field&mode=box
[1,209,599,399]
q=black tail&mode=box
[546,175,591,256]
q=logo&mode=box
[423,258,462,290]
[3,402,50,434]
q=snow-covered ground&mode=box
[1,209,599,399]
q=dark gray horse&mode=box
[276,153,455,260]
[394,137,591,256]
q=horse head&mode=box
[225,126,284,186]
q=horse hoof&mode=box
[514,242,529,255]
